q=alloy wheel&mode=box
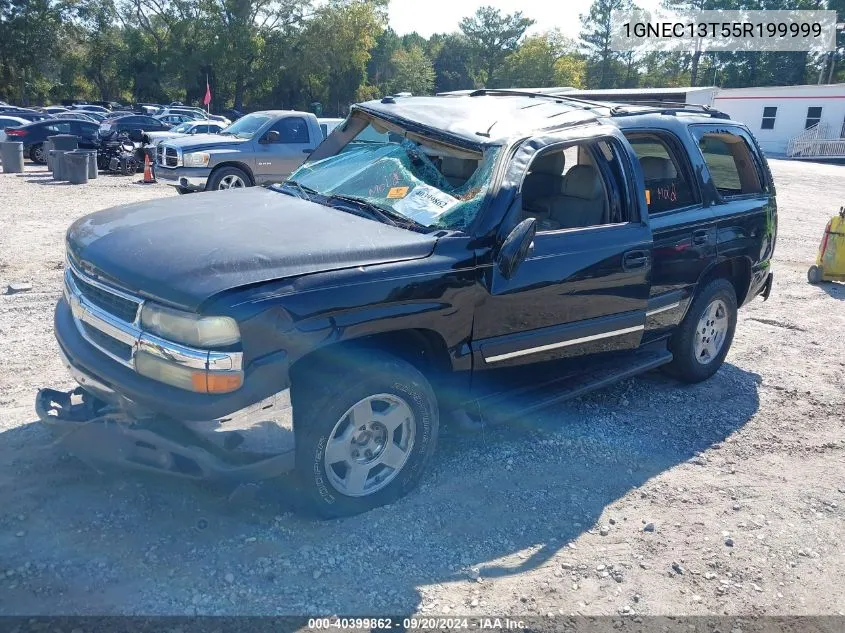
[693,298,729,364]
[323,393,416,497]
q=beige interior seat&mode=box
[535,165,609,229]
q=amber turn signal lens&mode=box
[191,371,243,394]
[206,372,244,394]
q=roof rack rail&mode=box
[466,89,610,111]
[606,100,731,119]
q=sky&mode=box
[388,0,663,40]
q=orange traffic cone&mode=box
[142,153,156,184]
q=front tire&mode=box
[666,279,737,383]
[293,351,439,518]
[207,166,250,191]
[808,265,823,284]
[29,143,46,164]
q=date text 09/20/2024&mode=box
[307,618,527,630]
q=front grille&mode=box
[70,268,139,323]
[80,322,134,362]
[157,145,179,167]
[156,145,179,167]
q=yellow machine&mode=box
[808,207,845,284]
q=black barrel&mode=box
[0,141,25,173]
[65,151,89,184]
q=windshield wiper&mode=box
[327,194,425,230]
[277,180,319,200]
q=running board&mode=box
[470,345,673,426]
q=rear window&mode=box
[625,133,698,213]
[695,130,764,197]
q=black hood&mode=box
[66,188,438,311]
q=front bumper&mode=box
[155,166,210,190]
[36,386,295,482]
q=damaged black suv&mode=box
[39,90,776,517]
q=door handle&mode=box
[692,229,711,245]
[623,250,649,271]
[302,149,312,154]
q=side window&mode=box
[696,131,764,198]
[761,107,777,130]
[521,139,629,232]
[52,122,72,134]
[320,123,328,137]
[805,106,822,129]
[270,117,310,143]
[625,133,698,214]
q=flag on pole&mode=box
[203,75,212,108]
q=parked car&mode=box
[162,107,208,120]
[207,114,232,125]
[99,113,170,137]
[155,114,196,127]
[0,115,29,142]
[155,110,322,193]
[71,104,110,114]
[43,106,70,115]
[317,117,343,138]
[38,92,776,517]
[221,108,244,121]
[0,107,53,122]
[5,118,99,162]
[57,111,98,123]
[80,111,106,122]
[144,120,227,145]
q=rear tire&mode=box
[666,279,737,384]
[29,143,46,164]
[292,350,439,518]
[207,166,250,191]
[807,265,823,284]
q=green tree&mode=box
[0,0,66,103]
[430,33,476,93]
[579,0,632,89]
[500,30,584,88]
[299,0,387,115]
[387,45,435,95]
[459,6,534,87]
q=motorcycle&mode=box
[97,130,144,175]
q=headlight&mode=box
[135,351,243,394]
[140,303,240,347]
[183,152,210,167]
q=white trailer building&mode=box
[558,84,845,159]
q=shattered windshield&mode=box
[286,122,499,231]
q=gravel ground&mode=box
[0,160,844,617]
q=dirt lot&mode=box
[0,160,843,618]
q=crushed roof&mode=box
[355,94,602,145]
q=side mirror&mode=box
[496,217,536,280]
[263,130,280,144]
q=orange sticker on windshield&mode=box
[387,186,409,199]
[645,189,651,205]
